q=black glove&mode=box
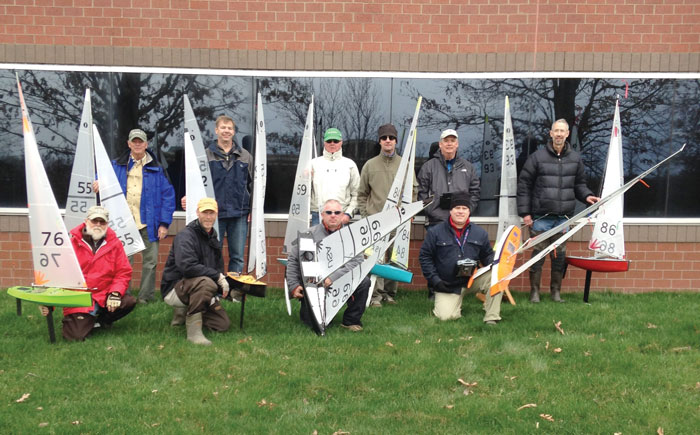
[434,281,450,293]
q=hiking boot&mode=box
[186,312,212,345]
[170,307,186,326]
[529,269,542,303]
[341,324,363,332]
[485,320,498,326]
[370,300,382,308]
[384,296,397,305]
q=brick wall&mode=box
[2,217,699,295]
[1,0,698,54]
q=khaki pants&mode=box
[433,274,502,322]
[172,276,230,332]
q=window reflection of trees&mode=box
[0,70,697,217]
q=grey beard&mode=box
[86,226,106,241]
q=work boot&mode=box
[170,307,186,326]
[550,271,566,303]
[529,269,542,303]
[186,312,212,345]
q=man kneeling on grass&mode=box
[40,206,135,341]
[286,199,370,332]
[419,192,503,325]
[160,198,231,345]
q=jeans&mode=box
[219,216,248,273]
[310,211,320,226]
[530,216,568,273]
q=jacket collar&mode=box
[323,148,343,161]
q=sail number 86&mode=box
[600,222,617,236]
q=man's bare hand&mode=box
[92,180,100,193]
[158,226,168,240]
[181,196,187,210]
[586,195,600,204]
[523,215,533,227]
[39,305,49,317]
[292,285,304,299]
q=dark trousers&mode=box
[299,277,370,328]
[62,294,137,341]
[173,276,231,332]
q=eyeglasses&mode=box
[380,136,396,141]
[90,218,108,225]
[325,140,340,144]
[324,210,343,215]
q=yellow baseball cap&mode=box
[197,197,218,212]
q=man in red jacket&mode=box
[40,206,135,341]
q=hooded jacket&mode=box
[310,148,360,215]
[206,141,253,219]
[64,224,132,316]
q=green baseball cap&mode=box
[323,128,342,142]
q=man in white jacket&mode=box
[309,127,361,225]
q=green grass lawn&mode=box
[1,288,698,434]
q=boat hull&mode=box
[8,286,92,307]
[227,273,267,298]
[566,256,630,273]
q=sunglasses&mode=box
[380,135,396,141]
[325,139,341,144]
[90,218,108,225]
[324,210,343,215]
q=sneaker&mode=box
[341,324,363,332]
[384,296,397,305]
[369,300,382,308]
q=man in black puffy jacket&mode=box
[517,119,599,303]
[419,192,502,324]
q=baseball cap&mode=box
[197,197,218,213]
[440,129,458,140]
[323,128,342,142]
[87,205,110,221]
[128,129,148,142]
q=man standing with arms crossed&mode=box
[517,119,599,303]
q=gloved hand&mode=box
[218,273,230,299]
[434,281,450,293]
[106,292,121,311]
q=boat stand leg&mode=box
[239,294,247,329]
[16,299,22,316]
[583,270,593,303]
[46,306,56,343]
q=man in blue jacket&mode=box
[112,128,175,303]
[419,192,502,324]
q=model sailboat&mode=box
[8,78,92,341]
[566,100,630,302]
[64,89,97,231]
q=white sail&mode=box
[315,199,429,281]
[17,77,86,289]
[64,89,97,231]
[383,96,421,210]
[479,114,498,215]
[184,132,207,224]
[283,96,315,254]
[247,93,267,279]
[93,124,145,257]
[183,95,219,234]
[496,96,520,244]
[588,100,625,259]
[390,132,417,269]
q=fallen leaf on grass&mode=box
[517,403,537,411]
[646,323,657,329]
[15,393,30,403]
[303,398,309,405]
[385,341,394,347]
[554,320,565,335]
[672,346,691,352]
[158,344,165,350]
[545,341,550,350]
[278,371,287,376]
[332,430,350,435]
[457,379,477,387]
[536,422,539,428]
[71,420,81,425]
[238,336,252,344]
[553,348,562,353]
[256,398,276,409]
[312,431,318,435]
[505,376,517,381]
[151,389,158,394]
[463,389,473,396]
[584,351,591,356]
[444,404,454,409]
[695,382,700,390]
[415,339,421,344]
[38,422,48,428]
[106,346,114,350]
[657,427,664,435]
[539,413,555,422]
[36,407,43,410]
[213,392,218,397]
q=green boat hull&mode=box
[8,286,92,307]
